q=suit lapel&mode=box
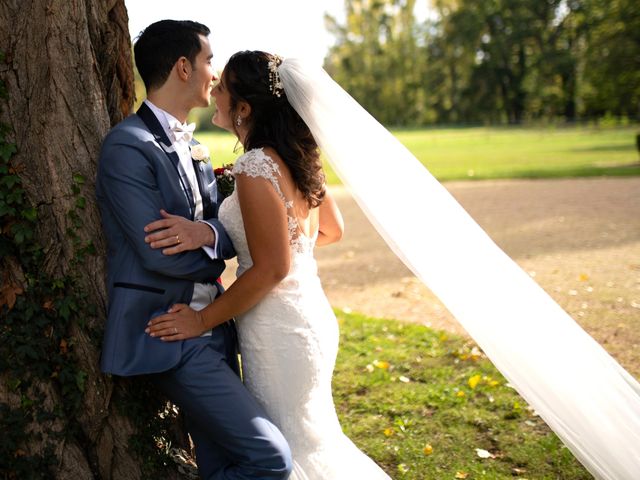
[136,103,196,218]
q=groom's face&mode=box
[187,35,217,108]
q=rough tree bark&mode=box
[0,0,147,478]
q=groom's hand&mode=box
[145,303,207,341]
[145,209,215,255]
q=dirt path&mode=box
[224,177,640,377]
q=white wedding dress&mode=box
[218,148,390,480]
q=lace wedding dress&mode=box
[218,148,390,480]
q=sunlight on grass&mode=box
[333,310,591,479]
[198,125,640,184]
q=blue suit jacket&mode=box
[96,103,235,376]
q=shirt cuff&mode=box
[197,220,218,259]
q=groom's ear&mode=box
[175,57,192,82]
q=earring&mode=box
[236,116,242,126]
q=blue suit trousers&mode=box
[149,324,292,479]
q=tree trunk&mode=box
[0,1,148,478]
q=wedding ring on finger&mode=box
[173,327,178,335]
[175,234,181,245]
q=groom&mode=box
[96,20,291,479]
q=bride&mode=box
[147,52,640,479]
[146,50,391,479]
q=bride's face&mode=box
[211,71,233,131]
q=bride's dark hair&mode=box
[223,51,325,208]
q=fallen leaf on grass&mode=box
[468,374,481,389]
[423,444,433,455]
[394,418,410,432]
[475,448,493,459]
[455,472,468,479]
[457,345,484,361]
[373,360,390,369]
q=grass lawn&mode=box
[198,125,640,184]
[334,310,591,479]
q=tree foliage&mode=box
[324,0,640,125]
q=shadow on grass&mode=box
[438,163,640,182]
[568,144,636,153]
[324,161,640,185]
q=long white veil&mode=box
[279,58,640,479]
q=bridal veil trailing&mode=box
[279,58,640,480]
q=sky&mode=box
[126,0,347,71]
[126,1,434,71]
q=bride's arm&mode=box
[316,190,344,246]
[146,173,291,340]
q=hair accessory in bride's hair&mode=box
[267,55,284,97]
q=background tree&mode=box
[0,1,185,478]
[325,0,639,125]
[575,0,640,118]
[325,0,424,125]
[430,0,578,124]
[425,0,484,124]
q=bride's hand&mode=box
[144,209,215,255]
[145,304,207,341]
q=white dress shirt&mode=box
[145,100,218,335]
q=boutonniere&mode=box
[214,164,235,198]
[191,144,210,163]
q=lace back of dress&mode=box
[233,149,316,256]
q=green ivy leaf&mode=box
[0,174,20,188]
[0,204,16,217]
[6,188,24,205]
[21,207,37,222]
[0,142,17,160]
[75,371,87,392]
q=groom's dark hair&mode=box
[134,20,211,91]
